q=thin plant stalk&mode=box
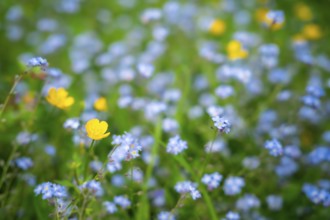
[83,140,95,180]
[198,129,218,178]
[0,74,23,118]
[170,194,186,215]
[93,144,118,181]
[0,143,18,190]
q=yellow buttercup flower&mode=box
[46,87,74,110]
[85,118,110,140]
[94,97,108,112]
[255,8,269,23]
[292,34,306,43]
[302,24,322,40]
[295,3,313,21]
[209,19,226,35]
[227,40,248,60]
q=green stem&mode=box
[198,129,218,179]
[74,169,81,185]
[129,160,134,210]
[0,144,18,190]
[54,198,60,220]
[170,194,187,215]
[174,156,218,220]
[83,140,95,180]
[28,78,49,129]
[78,195,87,220]
[136,118,162,220]
[0,74,23,118]
[93,145,118,181]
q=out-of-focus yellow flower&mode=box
[227,40,248,60]
[85,118,110,140]
[23,92,35,105]
[209,19,226,35]
[292,34,306,43]
[302,24,322,40]
[46,87,74,110]
[257,0,269,4]
[295,3,313,21]
[255,8,269,22]
[94,97,107,112]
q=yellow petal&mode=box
[64,97,74,108]
[86,118,99,134]
[227,41,241,52]
[46,88,57,105]
[98,121,108,134]
[101,132,111,139]
[57,88,68,98]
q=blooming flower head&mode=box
[295,3,313,21]
[79,180,104,197]
[34,182,68,200]
[46,87,74,110]
[158,211,176,220]
[302,24,322,40]
[236,194,260,211]
[26,57,48,70]
[114,195,131,208]
[110,132,142,161]
[255,8,269,23]
[212,116,231,133]
[202,172,223,190]
[302,183,330,207]
[63,118,80,130]
[85,118,110,140]
[174,181,201,200]
[14,157,33,170]
[264,139,283,157]
[209,19,226,35]
[103,201,117,214]
[94,97,108,111]
[227,40,248,60]
[166,135,188,155]
[266,195,283,210]
[224,211,240,220]
[264,10,285,30]
[223,176,245,196]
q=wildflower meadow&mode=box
[1,0,330,219]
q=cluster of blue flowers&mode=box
[79,180,104,197]
[301,85,325,109]
[302,183,330,207]
[14,157,33,170]
[223,176,245,196]
[26,57,49,69]
[264,139,283,157]
[212,116,231,134]
[174,181,201,200]
[166,135,188,155]
[103,195,131,214]
[307,146,330,165]
[105,132,143,173]
[34,182,67,200]
[202,172,223,190]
